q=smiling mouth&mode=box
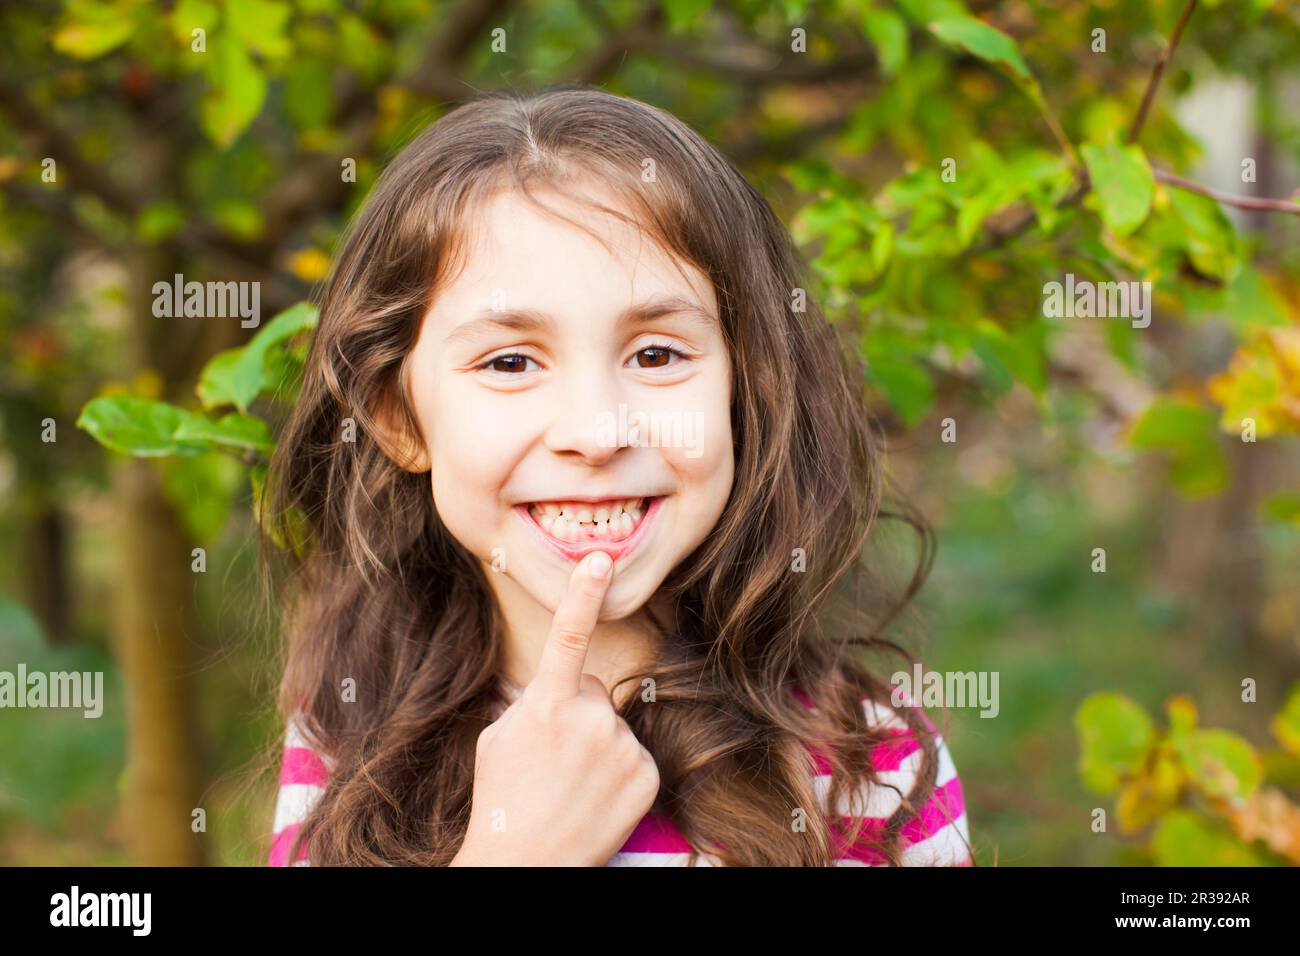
[529,498,647,541]
[515,495,665,561]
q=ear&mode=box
[370,388,431,473]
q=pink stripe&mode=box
[807,725,914,777]
[808,746,834,776]
[280,746,330,787]
[268,823,309,866]
[829,776,965,862]
[618,811,693,854]
[899,774,965,844]
[868,731,921,772]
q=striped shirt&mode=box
[269,688,972,867]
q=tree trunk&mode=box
[108,455,206,865]
[105,197,208,863]
[23,497,71,645]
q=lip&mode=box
[514,495,665,564]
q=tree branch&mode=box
[1154,167,1300,216]
[1127,0,1198,145]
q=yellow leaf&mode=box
[1116,749,1184,833]
[288,248,331,282]
[131,369,164,400]
[1208,325,1300,437]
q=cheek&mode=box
[664,389,735,525]
[424,389,515,531]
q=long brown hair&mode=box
[260,85,967,866]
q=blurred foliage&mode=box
[1,0,1298,864]
[1076,685,1300,865]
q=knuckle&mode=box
[550,627,589,655]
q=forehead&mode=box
[428,183,718,325]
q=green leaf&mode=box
[1223,266,1290,336]
[1175,729,1261,802]
[196,302,318,412]
[284,57,333,130]
[1272,683,1300,757]
[1260,493,1300,529]
[200,35,268,147]
[1129,399,1218,448]
[865,353,935,427]
[338,13,387,82]
[1169,189,1240,282]
[171,0,219,46]
[1152,810,1268,866]
[249,462,311,557]
[76,396,210,457]
[870,221,895,275]
[896,0,968,24]
[53,3,137,60]
[863,8,909,76]
[1075,692,1154,795]
[160,450,244,541]
[1128,399,1228,497]
[197,348,249,412]
[242,301,318,362]
[972,320,1046,395]
[209,199,264,240]
[928,17,1031,82]
[1080,143,1154,236]
[663,0,712,32]
[226,0,292,59]
[135,202,186,243]
[173,411,274,453]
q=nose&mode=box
[542,361,630,465]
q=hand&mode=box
[452,551,660,866]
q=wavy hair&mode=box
[259,85,967,866]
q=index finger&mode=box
[529,551,614,701]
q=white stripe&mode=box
[284,711,336,770]
[862,696,911,730]
[900,812,971,866]
[273,782,326,832]
[605,852,696,867]
[285,712,313,750]
[813,734,957,817]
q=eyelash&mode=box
[476,342,692,375]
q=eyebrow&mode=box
[442,293,718,346]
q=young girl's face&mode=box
[399,180,734,621]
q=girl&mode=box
[262,85,973,867]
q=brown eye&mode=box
[636,347,671,368]
[632,344,688,369]
[478,353,534,373]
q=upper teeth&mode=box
[533,498,643,520]
[528,498,648,541]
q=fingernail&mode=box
[587,551,612,578]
